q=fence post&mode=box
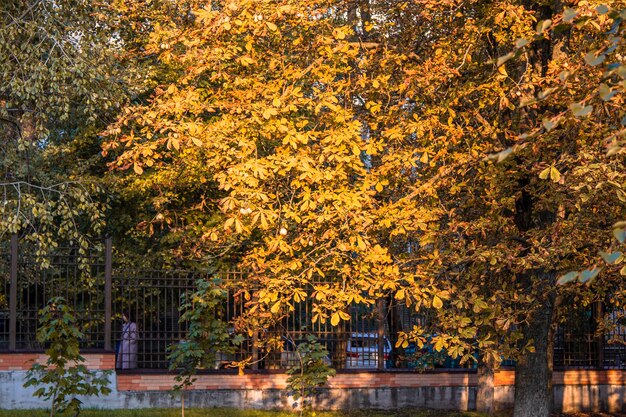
[9,234,17,351]
[377,298,385,371]
[251,331,259,370]
[104,236,112,351]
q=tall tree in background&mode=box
[0,0,125,253]
[382,2,626,416]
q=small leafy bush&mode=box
[23,297,111,417]
[286,335,336,412]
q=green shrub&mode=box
[23,297,111,417]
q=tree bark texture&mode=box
[513,285,557,417]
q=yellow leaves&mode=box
[356,236,367,250]
[239,56,254,66]
[223,217,244,233]
[395,288,406,300]
[330,310,351,326]
[432,295,443,309]
[265,21,278,32]
[270,300,281,314]
[293,288,307,303]
[333,28,347,40]
[539,166,562,183]
[365,101,382,114]
[395,338,409,349]
[133,163,143,175]
[167,137,180,151]
[433,337,446,352]
[262,107,278,119]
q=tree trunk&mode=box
[476,354,495,414]
[513,287,556,417]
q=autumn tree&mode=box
[105,1,626,417]
[104,0,445,342]
[381,2,626,416]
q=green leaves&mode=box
[496,52,515,67]
[613,228,626,243]
[542,118,557,132]
[24,298,110,416]
[536,19,552,34]
[569,102,593,117]
[515,38,529,49]
[598,83,617,101]
[580,267,602,283]
[584,51,606,67]
[600,251,623,264]
[168,278,233,389]
[557,271,579,285]
[596,4,609,15]
[563,8,578,23]
[285,335,335,407]
[557,268,602,285]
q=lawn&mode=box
[0,410,622,417]
[0,409,490,417]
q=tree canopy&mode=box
[3,1,625,416]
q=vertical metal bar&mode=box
[252,331,259,370]
[9,234,18,351]
[595,301,604,369]
[377,298,385,371]
[104,236,112,351]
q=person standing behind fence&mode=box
[116,312,138,369]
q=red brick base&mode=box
[115,369,626,391]
[0,353,115,371]
[2,353,624,393]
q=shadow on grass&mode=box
[1,409,622,417]
[0,409,493,417]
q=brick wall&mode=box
[1,356,625,412]
[115,369,626,391]
[1,352,624,394]
[0,353,115,371]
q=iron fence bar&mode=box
[104,236,112,351]
[9,234,17,351]
[377,298,384,371]
[595,301,604,369]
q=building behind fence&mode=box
[1,235,625,372]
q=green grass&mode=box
[0,409,491,417]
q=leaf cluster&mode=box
[23,297,111,417]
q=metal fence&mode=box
[1,235,625,371]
